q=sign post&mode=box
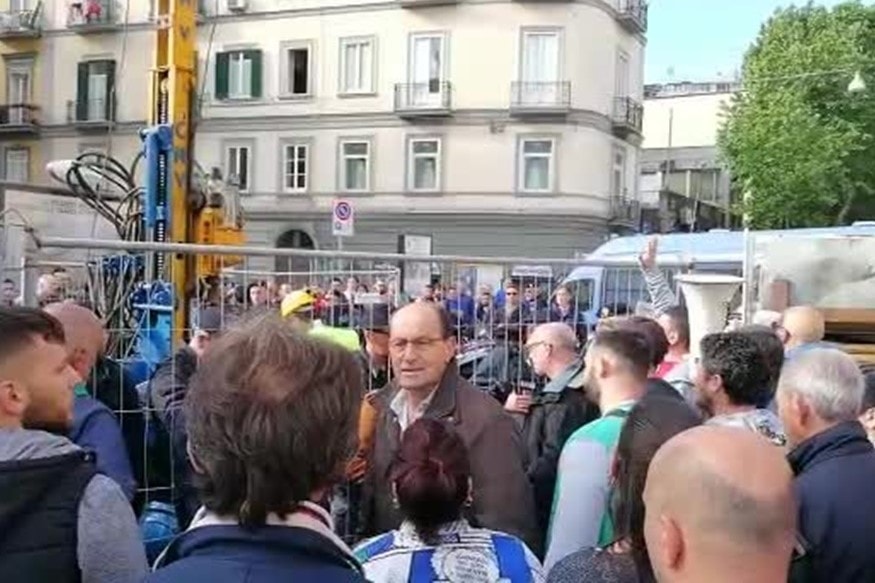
[332,199,354,259]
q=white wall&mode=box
[642,93,732,149]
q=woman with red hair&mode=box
[354,418,544,582]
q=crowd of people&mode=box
[3,240,875,583]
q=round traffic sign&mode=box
[334,201,352,221]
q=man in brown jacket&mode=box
[361,302,540,553]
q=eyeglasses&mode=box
[389,337,446,353]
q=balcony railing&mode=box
[67,0,119,31]
[612,96,644,135]
[609,194,641,227]
[618,0,648,33]
[510,81,571,115]
[394,82,453,117]
[0,104,39,133]
[0,6,42,38]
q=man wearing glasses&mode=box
[362,302,540,554]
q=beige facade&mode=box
[639,81,738,232]
[0,0,647,259]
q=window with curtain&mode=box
[341,141,369,191]
[229,53,253,98]
[283,143,308,192]
[521,30,559,105]
[520,138,554,192]
[4,148,28,183]
[409,138,440,191]
[611,146,627,196]
[226,145,251,192]
[340,37,374,94]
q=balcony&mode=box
[0,5,42,39]
[612,96,643,137]
[67,98,113,130]
[0,104,39,135]
[609,194,641,232]
[617,0,648,34]
[397,0,458,7]
[67,1,120,33]
[510,81,571,116]
[394,82,453,118]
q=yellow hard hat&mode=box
[281,289,315,318]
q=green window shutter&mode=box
[104,60,116,121]
[248,50,262,98]
[76,62,89,121]
[215,52,229,100]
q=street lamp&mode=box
[848,70,867,93]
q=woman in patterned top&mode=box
[548,395,700,583]
[354,418,544,582]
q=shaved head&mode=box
[644,426,795,582]
[782,306,825,348]
[528,322,576,349]
[43,302,105,381]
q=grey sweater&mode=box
[0,428,148,583]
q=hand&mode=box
[505,391,533,415]
[639,236,659,269]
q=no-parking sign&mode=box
[332,199,355,237]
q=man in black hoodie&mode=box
[0,306,146,582]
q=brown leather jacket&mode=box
[361,365,541,554]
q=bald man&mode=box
[781,306,834,359]
[644,426,796,583]
[44,302,136,502]
[509,323,599,534]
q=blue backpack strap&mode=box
[409,548,438,583]
[491,534,532,583]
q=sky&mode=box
[645,0,849,83]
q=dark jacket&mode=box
[70,394,137,502]
[0,451,95,583]
[516,360,599,535]
[788,421,875,583]
[148,346,199,524]
[363,365,540,553]
[147,523,367,583]
[90,356,146,512]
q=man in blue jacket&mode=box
[44,302,137,501]
[777,348,875,583]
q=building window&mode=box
[520,29,560,104]
[408,33,447,105]
[408,138,441,192]
[340,140,370,192]
[281,42,313,98]
[339,37,375,95]
[76,60,115,122]
[519,138,554,192]
[4,148,28,183]
[611,146,627,197]
[225,144,252,193]
[283,143,308,192]
[615,49,630,98]
[215,50,262,100]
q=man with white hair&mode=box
[507,322,598,535]
[777,349,875,582]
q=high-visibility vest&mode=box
[309,320,361,352]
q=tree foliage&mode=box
[718,1,875,228]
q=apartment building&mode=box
[0,0,647,263]
[640,80,739,232]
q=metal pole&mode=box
[21,229,39,308]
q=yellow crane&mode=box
[149,0,243,342]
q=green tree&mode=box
[718,1,875,228]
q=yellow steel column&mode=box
[150,0,197,344]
